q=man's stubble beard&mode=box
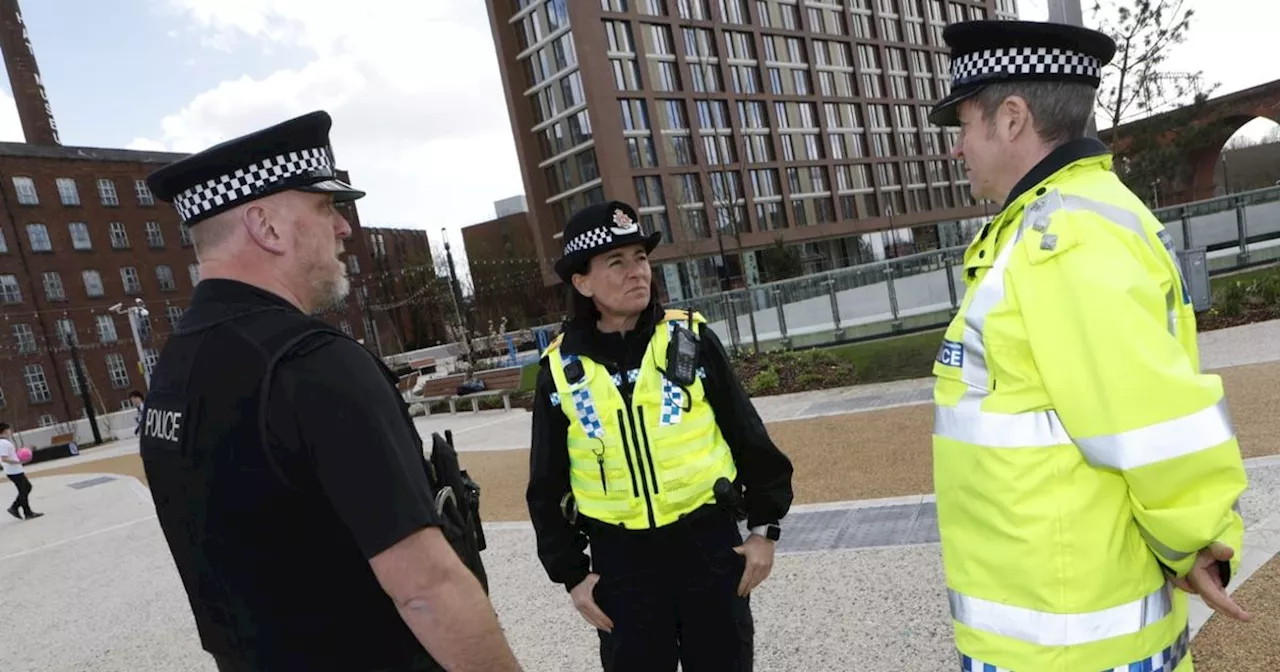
[305,252,351,315]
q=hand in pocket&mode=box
[571,573,615,632]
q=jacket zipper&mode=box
[619,395,657,529]
[615,409,641,498]
[636,406,659,495]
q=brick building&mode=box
[0,0,377,430]
[360,226,451,353]
[462,199,565,329]
[485,0,1019,299]
[0,147,378,431]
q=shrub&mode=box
[747,367,781,396]
[1217,281,1248,318]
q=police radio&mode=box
[665,311,700,388]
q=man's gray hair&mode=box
[975,81,1097,146]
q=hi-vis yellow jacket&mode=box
[545,310,737,529]
[932,152,1248,672]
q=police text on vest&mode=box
[144,408,184,443]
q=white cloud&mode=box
[137,0,525,245]
[0,90,24,142]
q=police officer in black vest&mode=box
[139,111,523,672]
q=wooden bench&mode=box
[408,389,516,416]
[50,432,76,448]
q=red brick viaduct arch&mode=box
[1100,79,1280,206]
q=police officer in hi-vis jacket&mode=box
[928,19,1251,672]
[527,200,794,672]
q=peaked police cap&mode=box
[146,110,366,227]
[929,20,1117,127]
[555,200,661,284]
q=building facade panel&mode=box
[487,0,1017,300]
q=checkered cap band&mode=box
[563,226,615,256]
[951,46,1101,86]
[172,146,335,222]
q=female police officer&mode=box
[527,200,794,672]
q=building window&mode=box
[137,313,153,340]
[68,222,92,250]
[26,223,51,252]
[65,359,87,396]
[189,263,200,286]
[109,222,129,249]
[156,265,177,291]
[0,274,21,303]
[338,320,352,336]
[121,266,142,294]
[145,221,164,248]
[143,348,159,379]
[55,317,76,347]
[23,363,51,404]
[97,314,118,343]
[106,353,130,389]
[135,179,154,205]
[0,229,7,253]
[56,177,79,205]
[12,176,37,205]
[346,255,361,275]
[98,179,119,206]
[83,269,104,297]
[0,386,6,410]
[166,306,184,329]
[43,271,65,301]
[180,224,193,247]
[12,323,35,353]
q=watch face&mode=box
[766,525,781,541]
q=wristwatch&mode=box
[750,524,781,542]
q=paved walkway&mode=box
[5,318,1278,670]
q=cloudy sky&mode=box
[0,0,1273,271]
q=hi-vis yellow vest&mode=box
[545,310,736,530]
[932,153,1248,672]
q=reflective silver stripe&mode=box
[936,216,1075,448]
[1137,523,1194,563]
[949,583,1173,647]
[1033,191,1186,338]
[1074,399,1235,470]
[935,405,1071,448]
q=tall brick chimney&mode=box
[0,0,58,145]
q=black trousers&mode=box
[588,506,754,672]
[7,473,32,516]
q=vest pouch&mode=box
[428,433,490,594]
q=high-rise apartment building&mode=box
[486,0,1019,300]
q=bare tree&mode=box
[1092,0,1215,132]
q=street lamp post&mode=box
[111,299,151,390]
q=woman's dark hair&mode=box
[0,422,10,433]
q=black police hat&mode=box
[929,20,1117,127]
[146,110,366,227]
[554,200,661,284]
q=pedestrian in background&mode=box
[527,200,794,672]
[1,422,41,520]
